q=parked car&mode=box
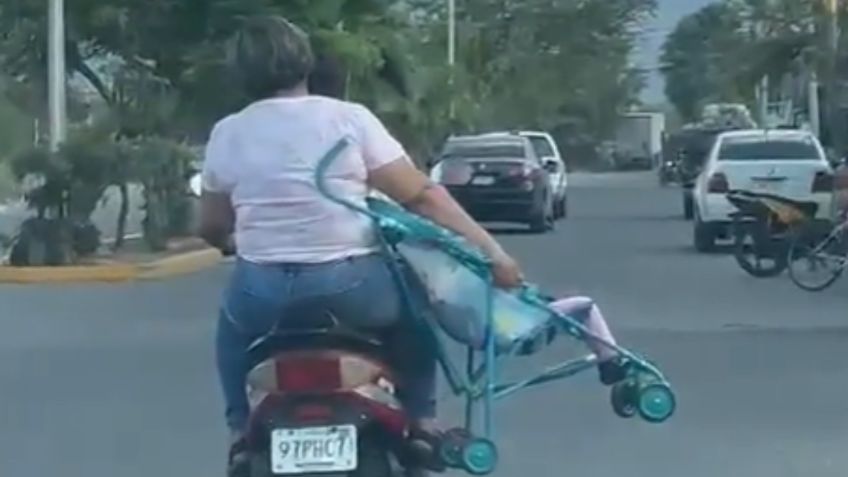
[430,133,556,232]
[479,131,568,219]
[518,131,568,219]
[692,129,835,252]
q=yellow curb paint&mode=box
[139,248,223,280]
[0,248,223,284]
[0,264,139,284]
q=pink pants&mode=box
[547,296,618,361]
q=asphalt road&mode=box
[2,171,847,477]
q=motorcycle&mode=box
[658,159,679,186]
[240,300,489,477]
[726,190,818,277]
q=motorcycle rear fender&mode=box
[246,392,407,451]
[247,349,398,395]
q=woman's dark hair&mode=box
[227,15,315,100]
[308,53,346,99]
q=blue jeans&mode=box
[216,253,437,432]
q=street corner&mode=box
[0,248,224,285]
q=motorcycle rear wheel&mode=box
[732,218,788,278]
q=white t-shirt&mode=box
[202,95,406,263]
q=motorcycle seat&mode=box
[245,298,391,368]
[247,326,389,371]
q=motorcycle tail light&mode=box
[351,382,407,435]
[352,381,402,410]
[292,403,334,421]
[248,351,392,394]
[276,356,342,392]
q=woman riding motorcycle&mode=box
[198,16,523,476]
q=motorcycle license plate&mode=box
[270,425,358,475]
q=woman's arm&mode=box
[198,191,236,254]
[368,161,502,256]
[369,159,523,288]
[198,119,237,255]
[353,103,523,288]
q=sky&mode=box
[636,0,718,103]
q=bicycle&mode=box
[786,209,848,292]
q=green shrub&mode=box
[0,161,19,202]
[126,137,197,251]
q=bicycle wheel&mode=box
[787,222,848,292]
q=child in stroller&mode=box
[544,295,630,385]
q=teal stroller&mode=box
[313,138,677,475]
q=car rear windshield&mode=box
[443,143,526,159]
[527,136,555,157]
[718,137,821,161]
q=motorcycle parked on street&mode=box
[658,159,679,187]
[726,190,819,278]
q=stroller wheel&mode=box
[461,438,498,475]
[637,382,676,423]
[437,428,471,468]
[610,380,638,418]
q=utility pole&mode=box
[759,76,770,127]
[810,70,822,137]
[822,0,842,153]
[47,0,67,153]
[447,0,456,122]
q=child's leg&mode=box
[548,296,629,385]
[548,296,618,361]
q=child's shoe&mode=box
[598,357,631,385]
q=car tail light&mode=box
[707,172,729,193]
[812,171,834,192]
[275,356,342,392]
[506,163,540,190]
[504,163,528,177]
[439,162,472,185]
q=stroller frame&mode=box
[315,138,676,475]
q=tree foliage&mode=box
[0,0,659,264]
[661,0,818,122]
[2,0,656,148]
